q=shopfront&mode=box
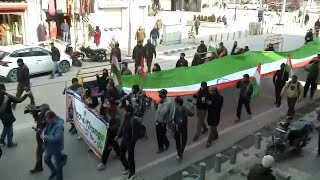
[0,3,28,46]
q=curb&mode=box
[162,45,198,55]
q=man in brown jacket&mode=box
[135,27,146,44]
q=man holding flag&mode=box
[235,74,253,122]
[273,63,289,107]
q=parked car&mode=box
[0,44,72,82]
[306,6,320,14]
[241,2,260,10]
[226,3,240,9]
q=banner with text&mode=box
[66,90,108,158]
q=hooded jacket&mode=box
[17,64,30,87]
[247,164,276,180]
[133,44,145,64]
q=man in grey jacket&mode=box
[155,89,173,153]
[61,19,69,42]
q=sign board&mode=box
[66,90,108,158]
[162,24,182,45]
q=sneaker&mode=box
[0,140,5,145]
[248,114,252,120]
[122,169,129,175]
[48,173,56,180]
[206,141,212,148]
[234,118,240,123]
[165,143,170,151]
[156,149,164,154]
[127,173,136,180]
[58,73,62,77]
[61,154,68,166]
[49,76,54,79]
[7,143,18,148]
[316,153,320,157]
[77,136,82,140]
[193,136,199,142]
[97,163,106,171]
[202,128,208,134]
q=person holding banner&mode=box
[97,99,121,171]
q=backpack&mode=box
[132,117,146,139]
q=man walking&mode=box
[12,58,35,109]
[145,39,156,73]
[235,74,253,122]
[193,82,209,141]
[281,75,303,120]
[0,84,31,147]
[50,42,62,79]
[206,86,223,148]
[194,17,201,35]
[172,97,195,160]
[304,60,319,100]
[273,63,289,107]
[155,89,172,153]
[61,19,69,42]
[150,27,159,47]
[132,40,145,74]
[42,111,65,180]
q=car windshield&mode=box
[0,51,9,61]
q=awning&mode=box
[0,3,27,13]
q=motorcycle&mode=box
[79,45,107,62]
[65,44,83,67]
[265,119,313,160]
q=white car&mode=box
[306,6,320,14]
[0,44,72,82]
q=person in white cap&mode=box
[247,155,276,180]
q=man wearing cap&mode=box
[247,155,276,180]
[206,86,223,147]
[145,39,157,73]
[273,63,289,107]
[132,40,146,74]
[12,58,35,109]
[236,74,253,122]
[197,40,207,60]
[193,82,209,141]
[176,53,188,68]
[155,89,173,153]
[50,42,62,79]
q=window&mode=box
[10,48,32,57]
[30,47,51,56]
[0,51,9,61]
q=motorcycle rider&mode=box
[305,29,314,44]
[281,75,304,120]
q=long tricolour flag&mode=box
[119,41,320,101]
[285,52,294,77]
[251,63,261,98]
[111,52,122,90]
[208,35,217,54]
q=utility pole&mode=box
[127,0,132,57]
[279,0,287,24]
[301,0,308,27]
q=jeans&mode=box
[207,126,218,143]
[34,133,44,169]
[152,38,157,47]
[146,57,153,73]
[174,125,187,157]
[156,123,170,151]
[44,151,63,180]
[0,124,13,145]
[304,78,317,98]
[236,96,252,119]
[101,136,121,165]
[63,31,69,42]
[52,61,62,77]
[287,97,298,117]
[120,141,136,175]
[195,109,207,137]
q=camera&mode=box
[24,105,41,114]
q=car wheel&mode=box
[59,60,71,73]
[244,6,248,10]
[7,68,18,82]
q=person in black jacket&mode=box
[97,99,121,170]
[29,104,50,174]
[12,58,35,110]
[0,83,31,147]
[96,69,110,99]
[273,63,289,107]
[304,60,319,99]
[236,74,253,122]
[152,63,161,72]
[116,105,139,180]
[173,97,195,160]
[193,82,209,141]
[50,42,62,79]
[197,40,207,59]
[145,39,157,73]
[305,28,314,44]
[132,40,145,74]
[206,86,223,147]
[176,53,188,68]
